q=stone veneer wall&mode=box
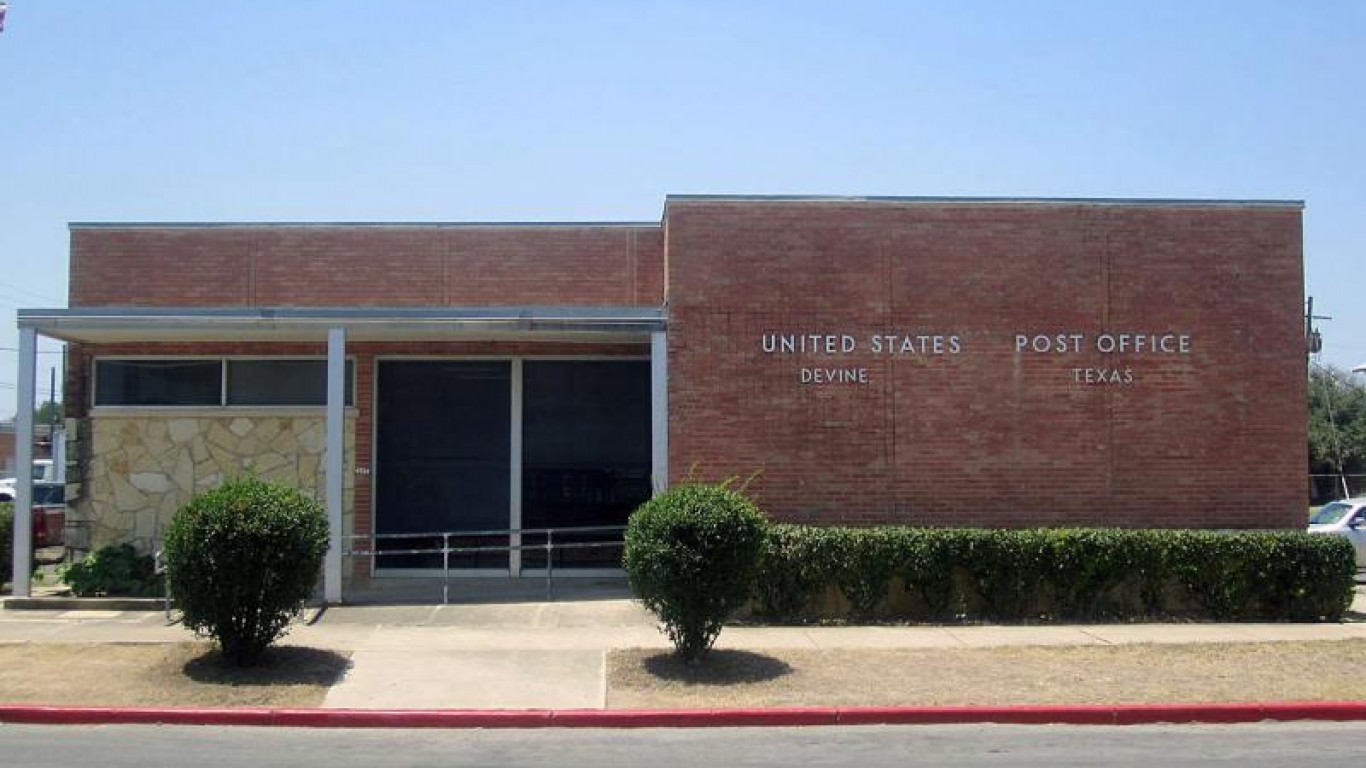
[72,412,356,552]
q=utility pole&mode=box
[48,367,57,458]
[1305,296,1330,357]
[1307,297,1349,498]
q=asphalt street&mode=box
[1,722,1363,767]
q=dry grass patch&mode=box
[0,643,349,707]
[608,639,1366,709]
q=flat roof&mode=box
[664,194,1305,208]
[69,221,662,230]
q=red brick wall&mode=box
[70,225,664,308]
[0,429,15,477]
[664,199,1306,529]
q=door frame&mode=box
[371,354,650,578]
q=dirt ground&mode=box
[3,638,1363,710]
[606,639,1366,709]
[0,643,349,707]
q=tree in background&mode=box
[34,400,62,426]
[1308,365,1366,502]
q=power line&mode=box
[0,276,64,305]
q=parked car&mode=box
[30,481,66,549]
[0,459,58,501]
[1308,498,1366,567]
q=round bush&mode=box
[623,483,767,664]
[163,476,329,666]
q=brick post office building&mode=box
[11,196,1307,600]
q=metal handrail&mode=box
[343,524,627,603]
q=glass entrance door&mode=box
[520,360,652,569]
[375,361,511,570]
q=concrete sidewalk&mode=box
[2,586,1364,710]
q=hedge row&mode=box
[753,526,1358,623]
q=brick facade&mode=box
[70,224,663,309]
[61,197,1306,537]
[665,199,1305,528]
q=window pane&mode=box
[521,361,651,569]
[95,360,221,406]
[376,361,512,570]
[226,360,353,406]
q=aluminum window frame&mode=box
[369,353,650,580]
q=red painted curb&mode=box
[1,702,1365,729]
[836,705,1120,726]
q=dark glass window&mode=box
[94,360,222,406]
[375,361,512,569]
[33,483,64,505]
[521,361,651,569]
[227,360,354,406]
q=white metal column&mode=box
[324,327,346,603]
[650,331,669,494]
[509,359,523,576]
[10,328,36,597]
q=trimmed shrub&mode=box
[1167,531,1358,621]
[623,483,768,664]
[897,528,966,621]
[163,476,329,666]
[1261,533,1358,621]
[1043,529,1146,620]
[750,526,1357,624]
[59,544,159,597]
[832,527,902,619]
[1166,531,1266,620]
[754,524,836,619]
[962,529,1052,620]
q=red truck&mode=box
[30,482,66,548]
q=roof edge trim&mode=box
[68,221,663,230]
[664,194,1305,209]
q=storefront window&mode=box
[520,360,651,569]
[227,360,353,405]
[94,358,352,407]
[94,360,221,406]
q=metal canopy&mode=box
[17,306,666,344]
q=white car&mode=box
[0,459,57,501]
[1308,498,1366,567]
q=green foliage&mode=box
[830,527,902,618]
[1041,528,1147,620]
[753,523,837,619]
[1167,531,1357,621]
[753,526,1356,624]
[1308,365,1366,502]
[623,483,768,664]
[961,529,1051,620]
[0,502,11,583]
[35,399,63,426]
[1165,531,1265,619]
[59,544,159,597]
[163,476,329,666]
[1261,533,1359,621]
[896,528,966,620]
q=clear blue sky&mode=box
[1,1,1363,417]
